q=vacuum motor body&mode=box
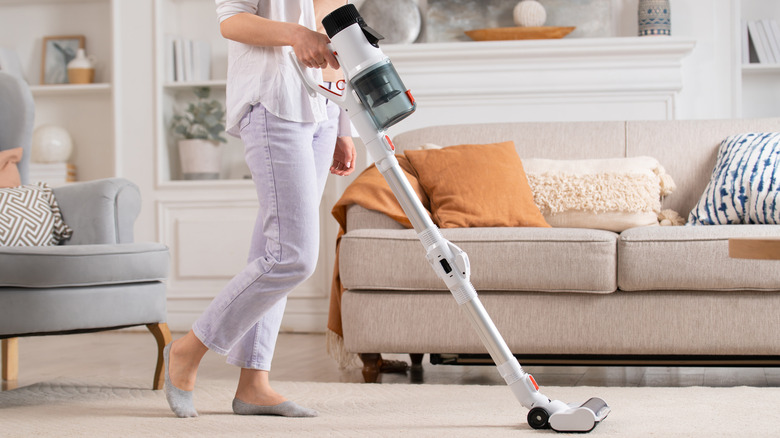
[322,4,415,130]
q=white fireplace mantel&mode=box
[383,37,696,134]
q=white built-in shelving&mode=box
[0,0,119,182]
[733,0,780,118]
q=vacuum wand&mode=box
[292,4,610,433]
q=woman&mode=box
[163,0,355,418]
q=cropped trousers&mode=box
[192,100,339,370]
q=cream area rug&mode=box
[1,379,779,437]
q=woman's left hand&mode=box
[330,136,356,176]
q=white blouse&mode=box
[216,0,336,137]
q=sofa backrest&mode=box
[393,118,780,218]
[626,118,780,216]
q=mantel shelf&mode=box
[379,36,696,132]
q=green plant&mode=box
[171,87,227,143]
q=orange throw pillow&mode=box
[0,147,23,188]
[404,141,549,229]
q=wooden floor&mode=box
[2,330,779,392]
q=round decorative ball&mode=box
[513,0,547,27]
[31,125,73,163]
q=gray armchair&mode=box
[0,71,171,390]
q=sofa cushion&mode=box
[404,141,549,229]
[618,224,780,291]
[340,227,617,293]
[523,156,675,232]
[688,132,780,225]
[0,242,169,288]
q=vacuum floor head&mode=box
[529,397,610,433]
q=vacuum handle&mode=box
[288,47,349,105]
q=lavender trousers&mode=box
[192,100,339,370]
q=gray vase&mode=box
[638,0,671,36]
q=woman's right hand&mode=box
[292,26,339,70]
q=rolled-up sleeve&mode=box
[215,0,258,23]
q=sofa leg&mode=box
[146,323,172,390]
[1,338,18,382]
[409,354,423,366]
[359,353,413,383]
[359,353,381,383]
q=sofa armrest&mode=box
[345,204,406,232]
[53,178,141,245]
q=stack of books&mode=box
[29,162,77,185]
[744,19,780,64]
[164,35,211,83]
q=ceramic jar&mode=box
[67,48,96,84]
[638,0,671,36]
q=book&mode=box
[742,20,750,64]
[192,40,211,82]
[173,38,184,81]
[29,162,76,184]
[182,39,193,82]
[747,20,772,63]
[164,35,175,83]
[769,20,780,64]
[760,19,780,64]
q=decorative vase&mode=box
[67,48,96,84]
[178,139,222,180]
[513,0,547,27]
[638,0,671,36]
[31,125,73,163]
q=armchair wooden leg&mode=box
[146,323,172,390]
[2,338,18,382]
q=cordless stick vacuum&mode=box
[292,4,610,433]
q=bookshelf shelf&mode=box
[742,63,780,74]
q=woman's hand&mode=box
[292,26,339,70]
[330,136,356,176]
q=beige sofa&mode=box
[337,118,780,381]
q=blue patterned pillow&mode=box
[688,132,780,225]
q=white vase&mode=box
[513,0,547,27]
[178,139,221,180]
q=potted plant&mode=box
[171,87,227,180]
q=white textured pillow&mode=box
[688,132,780,225]
[523,156,676,232]
[0,182,72,246]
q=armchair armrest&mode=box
[53,178,141,245]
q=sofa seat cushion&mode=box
[340,227,618,293]
[618,224,780,291]
[0,242,169,288]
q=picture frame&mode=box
[41,35,85,85]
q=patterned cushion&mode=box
[688,132,780,225]
[0,182,73,246]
